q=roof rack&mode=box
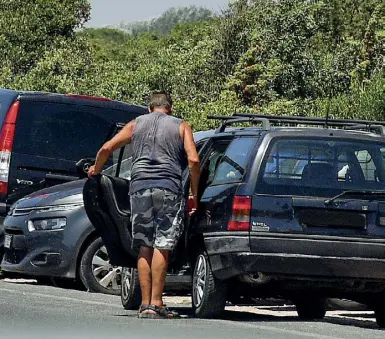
[207,114,385,136]
[232,113,385,136]
[233,113,385,127]
[207,115,271,133]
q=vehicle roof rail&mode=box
[343,124,385,136]
[207,115,271,133]
[232,113,385,128]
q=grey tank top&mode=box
[130,112,186,194]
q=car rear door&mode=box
[192,137,258,234]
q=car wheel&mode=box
[192,250,227,318]
[79,237,121,295]
[295,297,327,320]
[121,267,141,310]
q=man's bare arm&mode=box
[181,122,200,206]
[89,120,135,176]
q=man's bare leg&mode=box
[150,248,169,307]
[137,246,154,306]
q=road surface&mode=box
[0,279,383,339]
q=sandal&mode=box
[137,304,150,318]
[139,304,180,319]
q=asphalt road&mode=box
[0,280,384,339]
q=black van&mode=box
[0,88,147,220]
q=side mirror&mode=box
[76,158,95,178]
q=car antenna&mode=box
[324,88,332,129]
[324,54,336,129]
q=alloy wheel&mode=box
[121,267,133,300]
[193,254,207,307]
[92,245,122,291]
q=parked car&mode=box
[84,114,385,327]
[1,130,211,295]
[0,89,147,254]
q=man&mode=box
[88,92,200,319]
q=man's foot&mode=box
[137,304,150,318]
[138,304,180,319]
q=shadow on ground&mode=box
[114,305,385,332]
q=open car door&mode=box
[83,132,213,271]
[83,123,138,268]
[83,174,137,268]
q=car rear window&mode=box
[211,137,257,185]
[257,137,385,196]
[14,101,138,161]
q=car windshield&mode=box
[257,137,385,198]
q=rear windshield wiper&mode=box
[324,190,385,206]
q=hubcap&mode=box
[92,245,121,291]
[121,267,133,300]
[193,254,207,307]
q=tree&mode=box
[0,0,91,87]
[116,6,213,36]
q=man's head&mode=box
[149,92,173,114]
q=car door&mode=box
[83,136,212,269]
[83,145,136,269]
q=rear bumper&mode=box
[210,252,385,281]
[206,233,385,282]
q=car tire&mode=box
[121,267,142,310]
[375,303,385,328]
[295,297,327,320]
[79,237,121,296]
[192,250,227,318]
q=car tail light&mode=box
[228,196,252,231]
[0,101,19,195]
[67,94,111,102]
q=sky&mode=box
[87,0,230,27]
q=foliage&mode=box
[0,0,384,131]
[0,0,91,80]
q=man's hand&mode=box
[87,165,100,178]
[187,194,198,216]
[181,121,200,212]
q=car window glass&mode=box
[198,141,230,189]
[102,148,122,176]
[14,101,138,161]
[258,138,385,196]
[356,150,377,181]
[118,145,133,179]
[212,138,257,185]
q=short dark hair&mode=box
[149,92,173,110]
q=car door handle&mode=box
[45,174,79,182]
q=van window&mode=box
[14,101,137,161]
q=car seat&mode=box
[301,162,338,186]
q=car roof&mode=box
[0,88,147,112]
[199,122,385,142]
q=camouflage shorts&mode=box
[130,188,185,251]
